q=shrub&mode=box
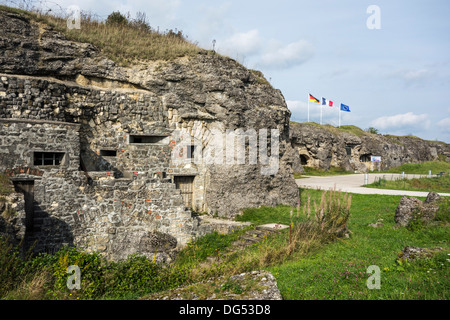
[366,127,379,134]
[105,11,129,26]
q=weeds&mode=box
[0,174,13,195]
[229,188,352,272]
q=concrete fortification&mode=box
[0,9,299,261]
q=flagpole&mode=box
[307,98,310,122]
[320,99,323,125]
[338,104,341,128]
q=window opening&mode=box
[33,152,65,166]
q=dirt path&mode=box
[295,173,450,197]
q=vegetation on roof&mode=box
[291,121,373,138]
[0,5,206,66]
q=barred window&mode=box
[33,152,65,166]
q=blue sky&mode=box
[8,0,450,142]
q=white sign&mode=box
[371,156,381,163]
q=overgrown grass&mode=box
[0,5,204,65]
[229,188,352,272]
[365,175,450,193]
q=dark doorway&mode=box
[174,176,195,209]
[300,154,309,166]
[360,154,372,163]
[13,180,35,251]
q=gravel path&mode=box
[295,173,450,197]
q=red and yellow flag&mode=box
[309,94,320,103]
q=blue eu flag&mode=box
[340,104,351,112]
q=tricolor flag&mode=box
[322,98,333,107]
[309,94,320,104]
[340,103,351,112]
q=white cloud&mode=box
[259,40,314,69]
[30,0,182,28]
[217,32,314,69]
[437,117,450,132]
[287,100,316,122]
[220,29,263,56]
[388,68,433,87]
[402,69,430,81]
[194,2,233,47]
[370,112,430,132]
[287,100,307,114]
[117,0,182,30]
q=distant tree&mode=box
[366,127,379,134]
[106,11,129,26]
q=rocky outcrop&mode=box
[397,246,444,263]
[290,122,450,173]
[394,192,442,227]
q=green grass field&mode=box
[238,189,450,300]
[378,161,450,175]
[365,175,450,193]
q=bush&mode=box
[105,11,129,26]
[366,127,379,134]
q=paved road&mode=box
[295,173,450,197]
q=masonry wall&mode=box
[0,118,83,254]
[0,78,202,261]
